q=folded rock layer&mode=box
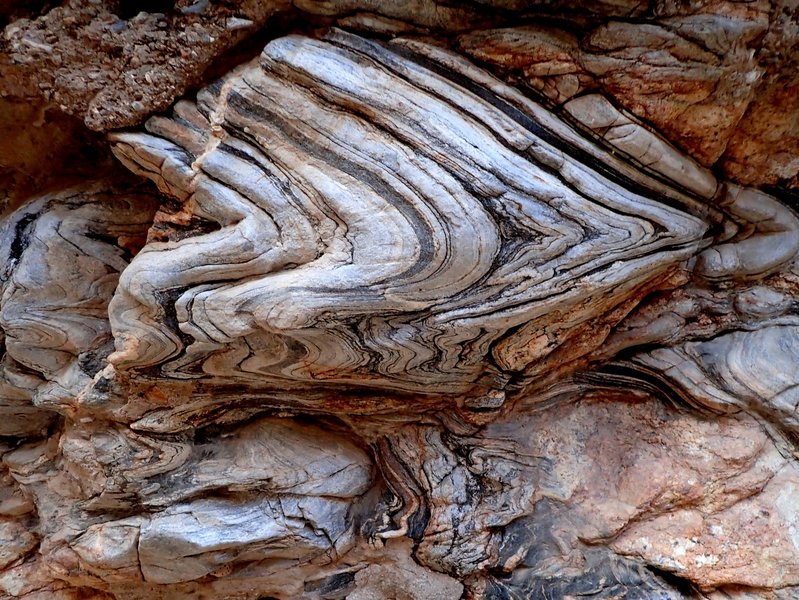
[1,5,799,600]
[107,31,711,399]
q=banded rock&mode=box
[107,30,715,400]
[0,183,157,434]
[2,11,799,600]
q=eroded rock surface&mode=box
[2,2,799,599]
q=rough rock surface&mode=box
[2,1,799,599]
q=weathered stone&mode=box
[2,2,799,599]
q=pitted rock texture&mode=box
[2,2,799,600]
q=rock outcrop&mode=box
[2,2,799,599]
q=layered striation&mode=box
[1,11,799,600]
[106,31,713,398]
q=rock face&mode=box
[2,2,799,599]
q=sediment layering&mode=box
[2,2,799,598]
